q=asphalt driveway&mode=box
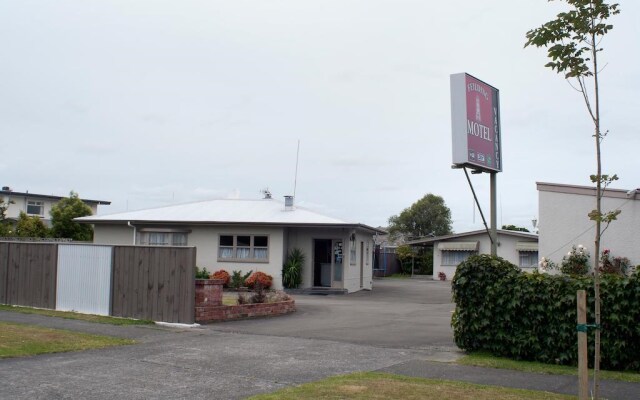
[211,278,457,353]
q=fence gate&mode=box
[56,244,112,315]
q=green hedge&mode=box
[451,255,640,371]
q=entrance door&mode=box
[313,239,343,288]
[313,239,332,287]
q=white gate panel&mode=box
[56,244,112,315]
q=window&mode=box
[349,233,356,265]
[218,234,269,262]
[442,250,476,266]
[137,231,189,246]
[27,200,44,216]
[519,251,539,268]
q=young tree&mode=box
[388,194,452,240]
[15,212,50,238]
[525,1,620,397]
[50,191,94,241]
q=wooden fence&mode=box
[111,246,195,323]
[0,242,58,308]
[0,242,196,323]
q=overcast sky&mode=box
[2,1,638,233]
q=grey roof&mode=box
[1,189,110,205]
[405,229,538,246]
[76,198,384,233]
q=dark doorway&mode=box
[314,239,332,287]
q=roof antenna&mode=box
[293,140,300,199]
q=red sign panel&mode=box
[451,73,502,172]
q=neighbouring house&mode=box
[76,196,384,292]
[406,229,539,280]
[537,182,640,268]
[1,186,111,227]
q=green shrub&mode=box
[560,245,590,276]
[452,254,640,371]
[282,248,305,289]
[195,266,210,279]
[230,270,252,290]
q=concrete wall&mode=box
[539,189,640,267]
[433,232,536,280]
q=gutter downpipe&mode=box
[127,221,136,245]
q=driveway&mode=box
[211,278,457,352]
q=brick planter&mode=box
[195,278,295,323]
[196,300,296,323]
[195,279,224,307]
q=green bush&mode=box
[230,270,252,290]
[282,248,305,289]
[195,267,210,279]
[452,254,640,371]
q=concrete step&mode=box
[285,287,348,296]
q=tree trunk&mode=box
[592,27,602,400]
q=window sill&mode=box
[218,258,269,264]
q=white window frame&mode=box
[137,230,189,246]
[441,250,476,266]
[218,234,269,263]
[26,200,44,216]
[519,251,539,268]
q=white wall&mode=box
[93,224,136,245]
[433,232,536,280]
[93,223,377,292]
[539,190,640,267]
[189,226,285,290]
[93,223,286,289]
[285,227,374,292]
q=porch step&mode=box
[285,287,348,296]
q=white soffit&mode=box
[437,241,479,251]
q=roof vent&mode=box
[284,195,294,211]
[1,186,10,191]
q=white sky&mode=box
[1,1,638,233]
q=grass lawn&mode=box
[459,352,640,383]
[0,321,134,358]
[0,305,153,326]
[248,372,573,400]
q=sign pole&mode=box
[490,171,497,256]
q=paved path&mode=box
[1,279,638,399]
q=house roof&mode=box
[1,189,111,205]
[537,181,640,200]
[76,198,385,233]
[405,229,538,246]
